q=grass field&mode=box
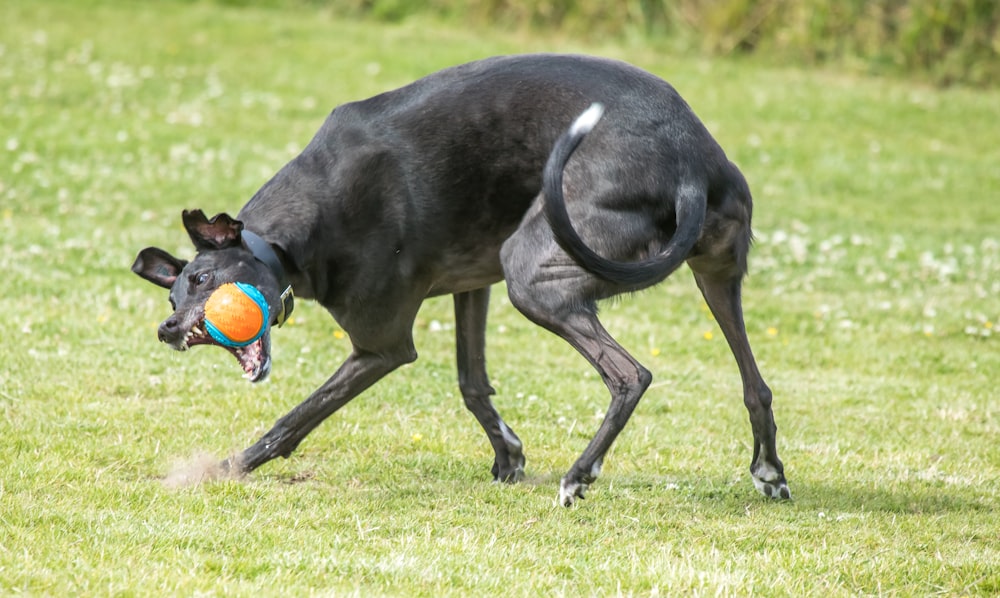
[2,1,999,595]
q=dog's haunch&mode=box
[204,282,269,347]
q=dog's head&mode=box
[132,209,292,383]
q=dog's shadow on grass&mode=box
[153,459,995,517]
[782,477,996,515]
[671,474,997,516]
[575,472,996,515]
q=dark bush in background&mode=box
[215,0,1000,86]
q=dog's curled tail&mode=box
[543,103,706,288]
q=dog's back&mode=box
[336,54,728,205]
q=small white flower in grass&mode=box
[788,235,809,264]
[819,235,843,253]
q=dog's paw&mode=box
[557,460,602,506]
[754,478,791,499]
[557,478,588,507]
[491,449,527,483]
[752,463,791,500]
[493,462,526,483]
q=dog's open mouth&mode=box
[184,320,272,383]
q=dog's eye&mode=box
[189,272,210,286]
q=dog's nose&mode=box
[158,317,181,343]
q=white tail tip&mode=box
[569,103,605,136]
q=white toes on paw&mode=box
[558,480,586,507]
[752,463,791,499]
[753,477,792,499]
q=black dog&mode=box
[132,54,789,506]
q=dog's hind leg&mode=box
[551,312,651,507]
[689,265,790,500]
[454,288,526,482]
[510,290,650,507]
[502,234,651,506]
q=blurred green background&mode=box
[209,0,1000,86]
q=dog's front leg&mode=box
[454,288,526,482]
[229,345,416,473]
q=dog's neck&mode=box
[242,229,295,326]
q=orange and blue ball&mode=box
[204,282,269,347]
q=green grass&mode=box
[2,1,999,595]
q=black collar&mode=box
[242,229,294,327]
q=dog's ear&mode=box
[132,247,188,289]
[182,209,244,251]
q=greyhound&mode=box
[132,54,789,506]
